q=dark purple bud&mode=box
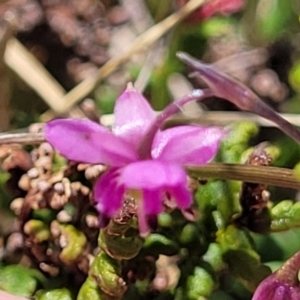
[177,52,300,144]
[252,250,300,300]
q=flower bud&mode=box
[253,250,300,299]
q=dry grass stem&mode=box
[187,163,300,190]
[0,21,13,131]
[0,129,298,190]
[100,111,300,128]
[0,132,45,145]
[4,38,66,112]
[43,0,207,115]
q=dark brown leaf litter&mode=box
[0,0,129,88]
[1,142,104,287]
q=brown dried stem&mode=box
[187,163,300,190]
[0,20,13,131]
[0,132,45,145]
[0,130,298,189]
[100,111,300,128]
[4,38,67,113]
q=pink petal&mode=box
[152,126,226,164]
[120,160,191,210]
[167,185,192,209]
[112,84,156,147]
[94,168,125,217]
[120,161,185,189]
[137,202,150,237]
[143,189,163,215]
[45,118,137,166]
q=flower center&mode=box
[137,89,213,159]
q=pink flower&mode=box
[176,0,244,23]
[252,250,300,300]
[45,84,226,236]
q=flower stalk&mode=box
[78,204,144,300]
[177,52,300,144]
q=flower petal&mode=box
[167,185,192,209]
[120,160,186,189]
[152,126,226,164]
[112,84,156,147]
[94,168,125,217]
[252,276,300,300]
[120,160,191,210]
[143,189,163,215]
[45,118,137,166]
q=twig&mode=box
[100,111,300,128]
[187,163,300,190]
[167,112,300,128]
[4,38,66,112]
[0,21,12,131]
[0,131,298,190]
[0,132,45,145]
[43,0,207,115]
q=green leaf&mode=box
[271,200,300,232]
[0,265,45,297]
[186,267,215,299]
[35,288,73,300]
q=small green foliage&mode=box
[0,265,45,297]
[179,223,198,245]
[217,225,256,255]
[271,200,300,232]
[143,233,179,256]
[196,180,241,228]
[294,161,300,181]
[219,122,259,163]
[52,152,67,173]
[58,224,87,263]
[210,290,235,300]
[290,61,300,94]
[200,17,237,38]
[35,288,73,300]
[32,208,57,223]
[158,212,173,228]
[99,227,144,260]
[186,267,216,299]
[217,226,271,291]
[24,219,51,242]
[77,276,120,300]
[202,243,226,272]
[0,171,11,208]
[89,251,126,297]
